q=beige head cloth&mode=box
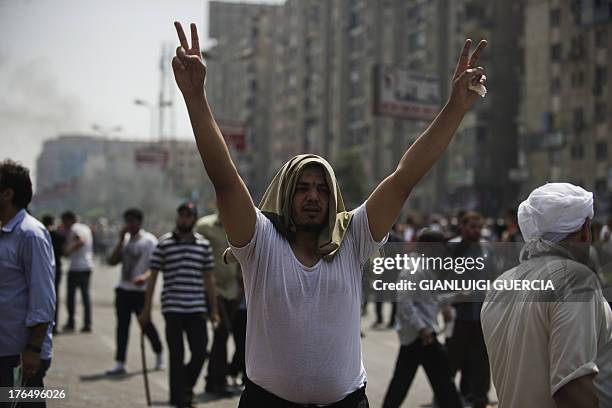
[224,154,353,263]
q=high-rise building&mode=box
[442,0,524,215]
[205,0,527,216]
[207,1,281,200]
[520,0,612,218]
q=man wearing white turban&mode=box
[481,183,612,408]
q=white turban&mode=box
[518,183,593,242]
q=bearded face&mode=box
[291,165,330,232]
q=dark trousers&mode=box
[164,313,208,407]
[206,296,234,389]
[0,355,51,408]
[66,270,91,328]
[375,302,397,326]
[228,309,247,380]
[115,288,162,362]
[382,338,461,408]
[239,377,369,408]
[447,320,490,408]
[53,268,62,332]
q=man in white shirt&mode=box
[61,211,94,333]
[481,183,612,408]
[106,208,163,375]
[172,20,487,406]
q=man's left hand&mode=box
[210,311,220,326]
[21,350,41,379]
[448,39,487,111]
[131,274,148,285]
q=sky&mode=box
[0,0,281,184]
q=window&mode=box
[595,142,608,160]
[595,28,608,48]
[595,178,607,194]
[571,71,585,87]
[595,66,608,86]
[569,35,585,59]
[408,31,426,51]
[549,150,561,165]
[551,43,562,62]
[595,102,607,123]
[551,78,561,95]
[571,143,584,159]
[573,108,585,132]
[550,8,561,26]
[407,4,424,21]
[541,111,555,132]
[570,0,581,25]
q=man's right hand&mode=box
[119,226,128,240]
[173,22,206,99]
[138,311,150,328]
[418,327,435,346]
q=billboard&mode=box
[134,146,169,167]
[373,65,440,120]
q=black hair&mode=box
[60,211,77,223]
[123,208,144,222]
[0,159,33,209]
[41,214,54,227]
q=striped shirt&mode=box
[149,232,214,314]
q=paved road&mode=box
[45,260,494,407]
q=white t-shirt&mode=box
[67,222,93,271]
[481,254,612,408]
[230,203,386,404]
[118,230,157,292]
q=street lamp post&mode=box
[134,99,155,141]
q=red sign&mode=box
[135,147,169,167]
[218,120,247,152]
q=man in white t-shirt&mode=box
[172,20,487,406]
[106,208,164,375]
[61,211,94,333]
[481,183,612,408]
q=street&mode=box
[44,260,493,407]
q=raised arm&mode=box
[366,39,487,241]
[173,22,256,247]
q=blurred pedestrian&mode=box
[446,211,494,408]
[61,210,94,333]
[106,208,163,375]
[196,212,240,395]
[382,230,461,408]
[140,202,219,408]
[41,214,66,336]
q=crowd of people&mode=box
[1,21,611,408]
[0,158,248,408]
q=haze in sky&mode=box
[0,0,281,186]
